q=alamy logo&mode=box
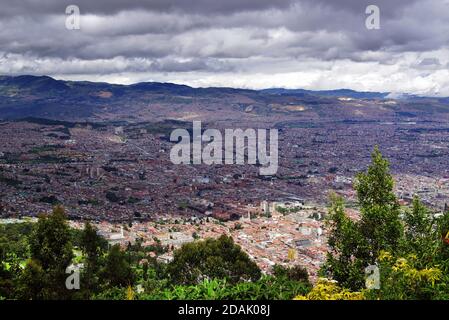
[65,5,81,30]
[169,121,279,175]
[365,5,380,30]
[65,264,83,290]
[365,265,380,289]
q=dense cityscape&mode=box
[1,112,448,281]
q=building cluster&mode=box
[1,119,448,222]
[69,203,328,280]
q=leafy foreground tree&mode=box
[0,222,35,298]
[321,147,449,299]
[354,147,403,261]
[16,258,46,300]
[402,196,440,267]
[165,235,261,285]
[77,222,108,298]
[100,244,134,288]
[322,147,404,290]
[19,206,74,299]
[322,195,365,289]
[0,257,14,299]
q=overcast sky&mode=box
[1,0,449,95]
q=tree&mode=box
[402,196,438,265]
[272,264,310,284]
[28,206,74,299]
[79,222,108,296]
[322,147,404,290]
[16,259,46,300]
[322,195,365,289]
[101,244,134,287]
[166,235,261,285]
[0,258,14,299]
[355,146,403,261]
[354,147,397,209]
[437,210,449,265]
[81,222,107,264]
[405,196,431,241]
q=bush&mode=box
[139,276,310,300]
[295,278,364,300]
[273,265,310,283]
[165,235,261,285]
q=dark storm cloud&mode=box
[0,0,448,95]
[0,0,297,16]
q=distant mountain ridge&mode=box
[0,75,390,99]
[0,75,448,123]
[260,88,389,99]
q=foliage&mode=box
[139,276,310,300]
[322,147,449,299]
[91,287,127,300]
[0,222,33,260]
[402,196,440,267]
[126,285,135,300]
[0,258,14,298]
[16,259,46,300]
[26,206,74,299]
[322,195,365,289]
[354,147,403,264]
[294,278,364,300]
[78,222,108,297]
[365,251,443,300]
[322,147,404,290]
[80,222,108,263]
[100,244,134,288]
[272,265,309,283]
[165,235,261,285]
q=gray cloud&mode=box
[0,0,448,95]
[0,0,298,16]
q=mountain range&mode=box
[1,75,448,125]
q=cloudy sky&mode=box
[1,0,449,95]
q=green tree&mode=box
[402,196,438,265]
[272,264,310,284]
[79,222,108,296]
[355,146,403,261]
[101,244,134,287]
[322,195,366,289]
[16,259,46,300]
[166,235,261,285]
[80,222,107,263]
[437,210,449,265]
[0,258,14,299]
[354,147,397,209]
[323,147,404,290]
[28,206,74,299]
